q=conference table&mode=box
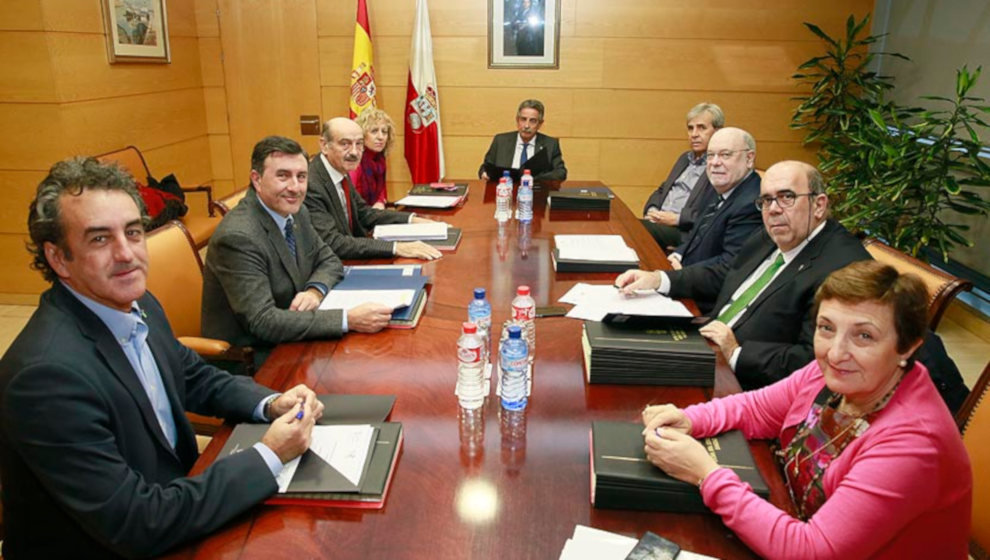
[166,181,791,559]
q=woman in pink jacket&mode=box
[643,260,971,559]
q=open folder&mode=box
[217,394,403,509]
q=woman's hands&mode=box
[641,404,719,486]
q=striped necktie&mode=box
[717,252,786,324]
[284,217,297,259]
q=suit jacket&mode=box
[203,187,345,349]
[668,219,871,388]
[0,284,275,558]
[643,151,717,231]
[305,155,411,259]
[674,171,762,269]
[478,131,568,182]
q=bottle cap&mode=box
[473,287,486,299]
[499,177,507,184]
[507,325,522,338]
[502,170,511,177]
[516,285,531,296]
[462,322,477,334]
[522,169,532,175]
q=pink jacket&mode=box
[685,360,971,559]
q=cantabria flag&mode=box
[349,0,376,118]
[404,0,444,182]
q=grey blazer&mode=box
[202,187,345,348]
[643,151,716,231]
[305,155,411,259]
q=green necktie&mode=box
[717,252,786,324]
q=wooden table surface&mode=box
[165,181,790,560]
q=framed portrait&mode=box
[101,0,171,63]
[488,0,560,69]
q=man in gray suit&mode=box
[203,136,392,357]
[305,117,441,261]
[641,103,722,248]
[478,99,567,182]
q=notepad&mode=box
[372,222,449,240]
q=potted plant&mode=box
[791,14,990,259]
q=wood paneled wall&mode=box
[0,0,872,301]
[0,0,211,302]
[312,0,872,208]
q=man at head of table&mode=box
[478,98,568,182]
[0,155,324,558]
[304,117,442,261]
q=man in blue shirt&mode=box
[0,156,323,558]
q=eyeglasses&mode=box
[705,149,751,161]
[755,191,816,211]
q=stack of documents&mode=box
[394,182,468,208]
[547,186,613,211]
[559,283,691,322]
[591,422,768,514]
[552,235,639,272]
[319,271,428,328]
[581,317,715,386]
[219,394,403,509]
[373,222,449,241]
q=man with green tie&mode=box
[615,160,870,389]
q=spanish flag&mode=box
[349,0,376,118]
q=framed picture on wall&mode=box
[100,0,171,63]
[488,0,560,69]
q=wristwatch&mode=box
[263,394,280,421]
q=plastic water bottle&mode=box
[495,177,512,222]
[467,288,492,364]
[500,325,529,410]
[517,170,534,222]
[457,322,485,410]
[511,285,536,362]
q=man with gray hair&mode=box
[478,99,567,182]
[641,102,723,248]
[0,156,322,557]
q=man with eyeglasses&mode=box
[665,127,763,273]
[616,160,870,388]
[641,103,722,249]
[305,117,441,260]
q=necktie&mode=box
[717,252,786,324]
[284,217,297,259]
[341,178,354,231]
[520,142,529,166]
[694,194,724,239]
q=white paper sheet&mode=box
[308,424,377,486]
[373,222,449,240]
[275,456,301,493]
[554,235,638,262]
[394,195,462,208]
[347,264,419,276]
[558,283,692,321]
[558,525,720,560]
[318,289,414,311]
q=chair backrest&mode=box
[211,186,249,216]
[958,360,990,558]
[94,145,151,183]
[863,238,973,330]
[145,220,204,338]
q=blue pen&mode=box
[295,398,305,420]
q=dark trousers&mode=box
[641,219,682,251]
